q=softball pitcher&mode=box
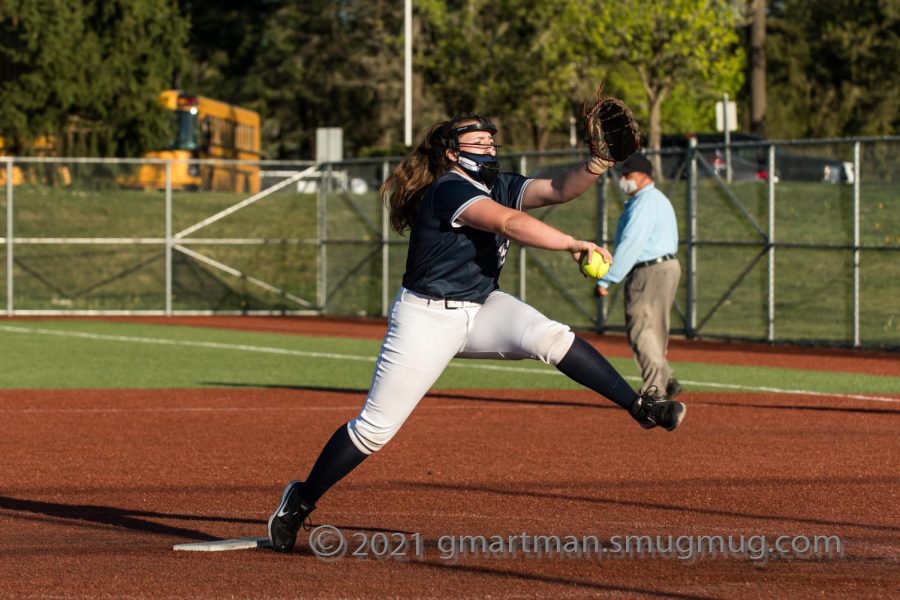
[268,112,686,553]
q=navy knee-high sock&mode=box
[301,424,368,505]
[556,336,638,410]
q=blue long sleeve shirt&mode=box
[598,183,678,289]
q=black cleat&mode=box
[267,481,315,553]
[630,388,686,431]
[666,378,684,401]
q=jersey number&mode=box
[497,238,510,268]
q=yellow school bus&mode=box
[130,90,261,192]
[0,136,23,185]
[0,135,71,186]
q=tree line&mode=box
[0,0,896,159]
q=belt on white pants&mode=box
[400,288,483,310]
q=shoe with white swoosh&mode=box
[267,481,315,553]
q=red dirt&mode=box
[1,316,897,597]
[0,386,897,598]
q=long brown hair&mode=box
[380,115,489,235]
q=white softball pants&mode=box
[346,287,575,454]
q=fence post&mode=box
[317,164,329,311]
[165,160,173,315]
[5,160,12,316]
[381,159,390,317]
[724,92,733,184]
[519,154,527,301]
[685,138,698,338]
[767,144,776,342]
[595,171,608,332]
[852,140,861,347]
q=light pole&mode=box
[404,0,412,147]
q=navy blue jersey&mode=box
[402,171,531,303]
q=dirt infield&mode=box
[1,316,898,598]
[1,384,898,598]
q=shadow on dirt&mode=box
[0,495,260,541]
[204,382,618,410]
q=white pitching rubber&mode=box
[173,537,271,552]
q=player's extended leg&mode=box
[556,336,636,408]
[457,290,634,405]
[457,290,684,430]
[268,289,474,552]
[560,335,684,430]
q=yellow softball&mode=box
[580,251,610,279]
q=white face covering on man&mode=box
[619,177,638,195]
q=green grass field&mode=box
[1,320,897,397]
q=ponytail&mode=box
[379,122,454,234]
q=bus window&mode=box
[170,110,200,151]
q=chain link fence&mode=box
[2,136,898,349]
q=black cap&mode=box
[619,153,653,176]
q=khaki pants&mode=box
[624,259,681,396]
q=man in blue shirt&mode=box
[595,153,683,401]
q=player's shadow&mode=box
[207,382,900,415]
[403,482,900,532]
[203,382,617,411]
[0,495,260,541]
[0,495,420,545]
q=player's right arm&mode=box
[457,197,610,265]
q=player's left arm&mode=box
[521,163,602,210]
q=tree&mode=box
[178,0,282,109]
[416,0,493,120]
[192,1,407,159]
[766,0,899,138]
[748,0,766,135]
[0,0,188,156]
[0,1,94,152]
[417,0,585,150]
[581,0,745,168]
[80,0,190,156]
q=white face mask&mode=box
[619,177,638,195]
